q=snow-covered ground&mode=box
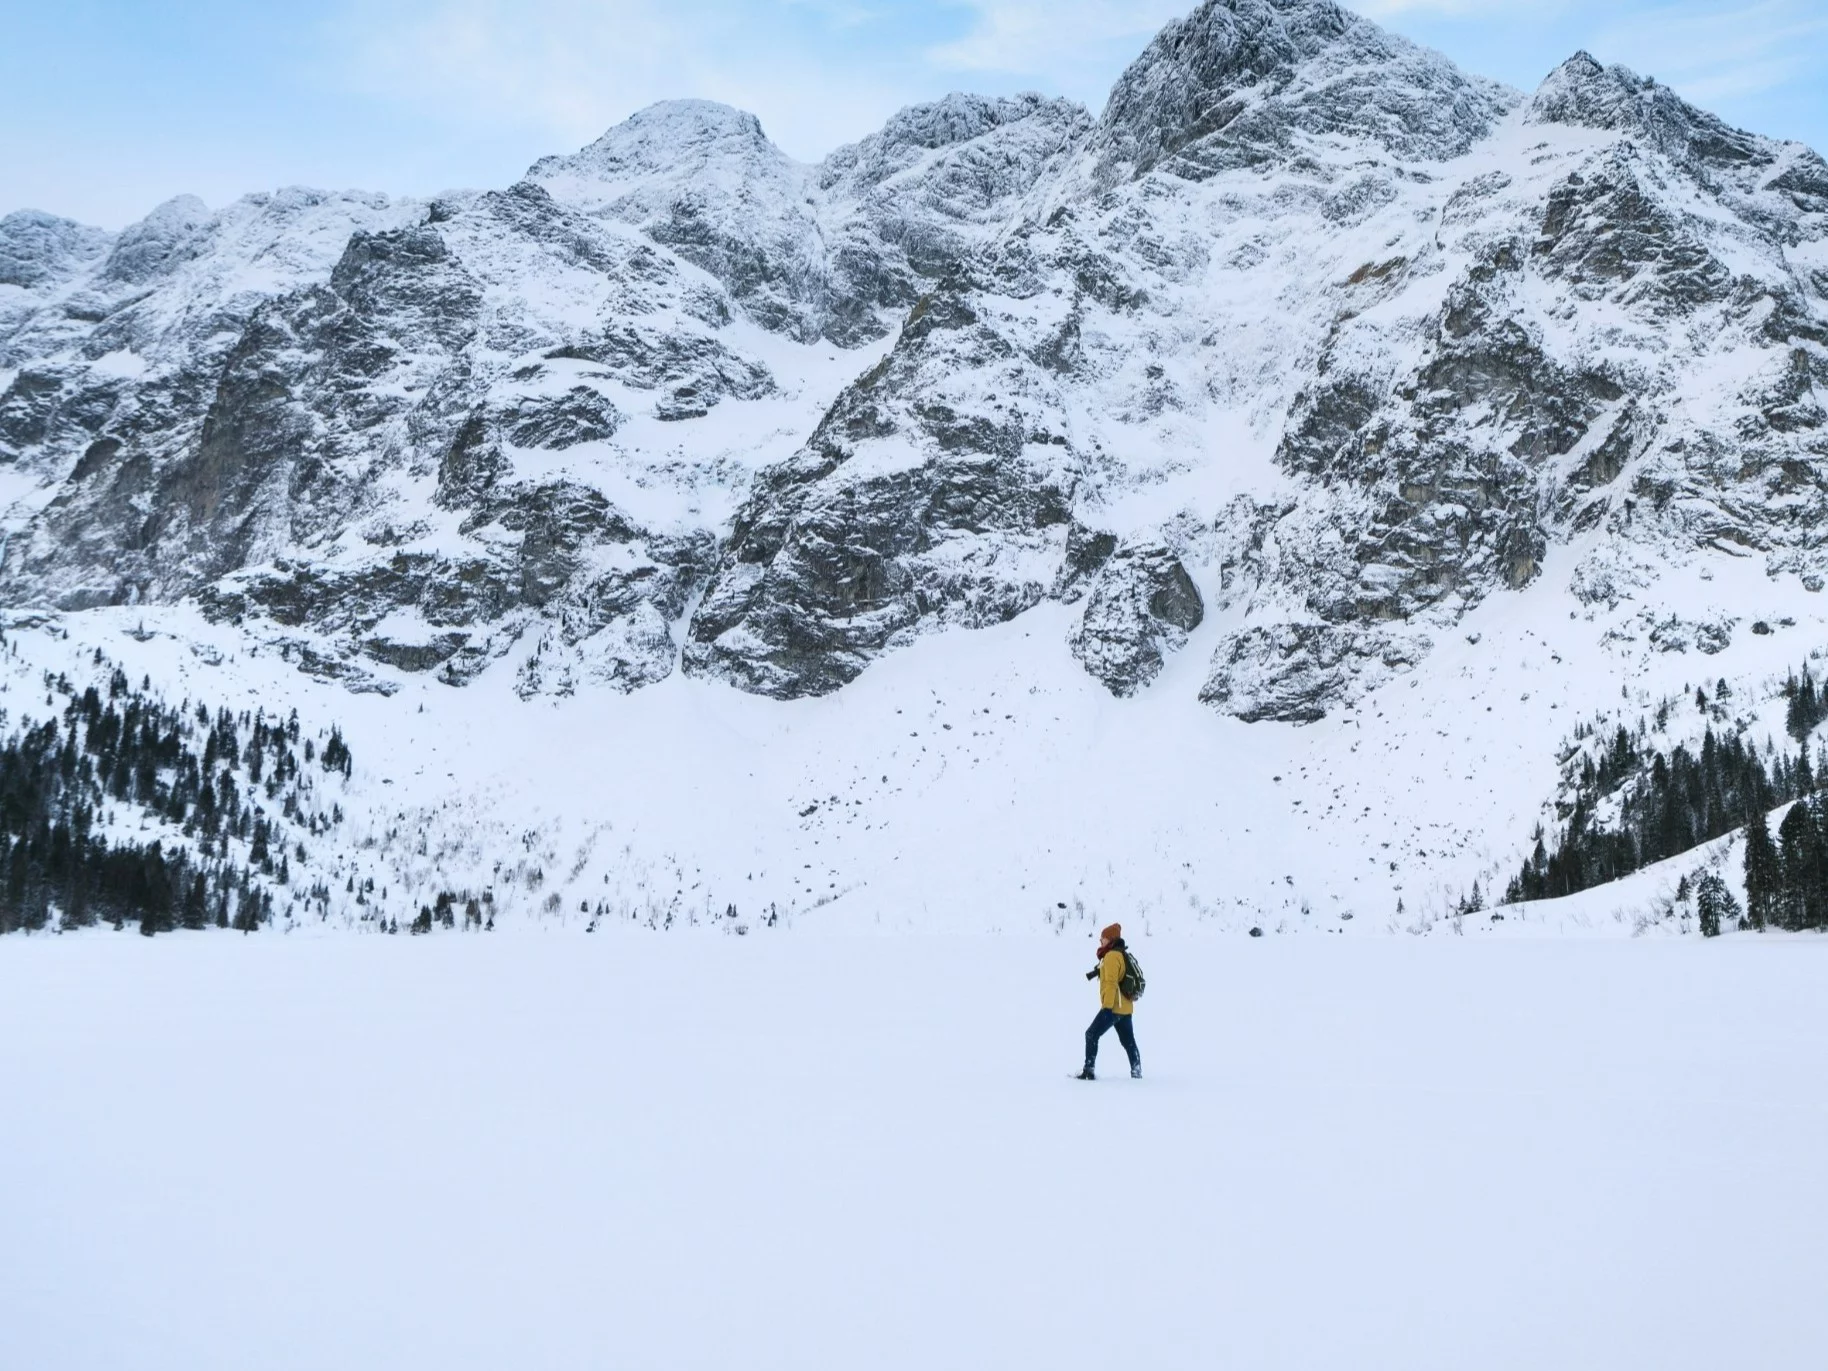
[4,932,1825,1370]
[5,530,1825,939]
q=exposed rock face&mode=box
[528,101,827,342]
[817,94,1093,343]
[529,93,1091,346]
[1185,44,1827,718]
[1200,622,1428,723]
[1,0,1825,723]
[680,266,1083,696]
[0,178,757,690]
[1069,543,1204,696]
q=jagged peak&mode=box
[528,99,798,188]
[1543,50,1605,86]
[1527,51,1772,171]
[1092,0,1515,180]
[0,209,114,291]
[819,91,1091,191]
[1105,0,1351,120]
[133,193,212,228]
[1,206,104,234]
[100,194,212,284]
[867,91,1082,153]
[1528,51,1665,130]
[611,97,771,141]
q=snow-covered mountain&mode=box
[2,0,1825,935]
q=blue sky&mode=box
[4,0,1825,228]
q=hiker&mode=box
[1078,922,1141,1080]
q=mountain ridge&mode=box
[4,8,1823,714]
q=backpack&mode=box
[1119,950,1145,1001]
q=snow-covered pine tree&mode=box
[1785,665,1823,744]
[1744,808,1781,931]
[1776,802,1820,930]
[1695,872,1737,938]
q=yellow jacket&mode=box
[1099,948,1134,1015]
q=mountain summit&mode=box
[1094,0,1515,181]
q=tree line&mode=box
[1739,792,1828,933]
[0,656,353,936]
[1506,662,1828,919]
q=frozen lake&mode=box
[4,932,1825,1369]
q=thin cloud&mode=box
[1590,0,1828,102]
[1349,0,1828,110]
[330,0,935,161]
[335,0,693,144]
[1349,0,1570,15]
[1678,56,1816,103]
[325,0,1827,175]
[927,0,1185,74]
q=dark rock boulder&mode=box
[1069,543,1204,696]
[1201,622,1429,722]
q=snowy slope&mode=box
[5,536,1825,938]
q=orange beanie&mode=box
[1099,923,1122,945]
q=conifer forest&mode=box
[1506,661,1828,934]
[0,638,352,936]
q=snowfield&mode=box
[4,933,1825,1370]
[4,538,1826,941]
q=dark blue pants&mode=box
[1084,1008,1140,1072]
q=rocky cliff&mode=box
[3,0,1824,725]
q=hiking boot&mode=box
[1130,1065,1143,1079]
[1076,1067,1095,1081]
